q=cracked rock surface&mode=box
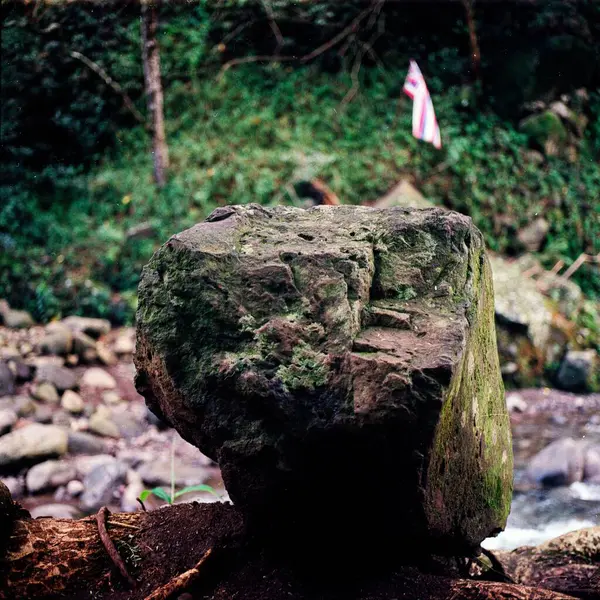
[134,204,512,555]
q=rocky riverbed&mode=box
[0,316,598,549]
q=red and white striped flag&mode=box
[403,60,442,149]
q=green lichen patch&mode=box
[275,342,330,391]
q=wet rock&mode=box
[67,431,109,455]
[26,459,77,493]
[526,438,586,487]
[89,408,121,438]
[556,349,598,392]
[61,390,84,414]
[30,503,82,519]
[81,368,116,389]
[1,476,24,498]
[32,382,60,404]
[583,445,600,483]
[34,364,78,392]
[135,204,513,551]
[80,460,127,512]
[61,316,111,339]
[66,479,84,497]
[39,327,73,356]
[0,362,16,397]
[517,218,549,252]
[0,301,34,329]
[0,424,69,468]
[0,409,18,435]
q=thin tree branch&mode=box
[260,0,284,53]
[70,51,147,128]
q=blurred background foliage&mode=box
[1,0,599,323]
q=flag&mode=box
[403,60,442,149]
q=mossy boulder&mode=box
[134,205,512,556]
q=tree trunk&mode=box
[141,0,169,188]
[462,0,481,83]
[1,502,590,600]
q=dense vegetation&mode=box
[1,0,599,323]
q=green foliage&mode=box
[139,484,218,505]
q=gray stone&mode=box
[61,316,111,339]
[74,454,117,478]
[67,431,109,455]
[10,359,33,382]
[66,479,84,497]
[137,459,210,488]
[26,459,77,493]
[39,327,73,356]
[32,382,60,404]
[1,475,24,498]
[80,460,127,512]
[33,404,54,424]
[583,445,600,483]
[81,368,116,389]
[72,331,97,357]
[556,350,598,392]
[0,301,34,329]
[52,410,72,428]
[96,342,117,366]
[30,503,82,519]
[373,179,435,210]
[526,438,586,487]
[14,395,36,417]
[0,424,69,467]
[114,330,135,355]
[34,363,78,392]
[61,390,84,414]
[89,409,121,438]
[0,362,16,397]
[134,204,513,551]
[0,409,18,435]
[102,390,122,405]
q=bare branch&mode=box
[70,51,147,127]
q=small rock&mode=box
[0,362,16,397]
[67,431,109,455]
[72,331,97,358]
[0,424,69,468]
[114,331,135,355]
[39,328,73,356]
[0,301,34,328]
[526,438,586,487]
[10,360,33,382]
[517,217,549,252]
[74,454,117,478]
[81,368,116,389]
[89,410,121,438]
[61,316,111,339]
[54,486,68,501]
[30,503,82,519]
[102,390,122,405]
[52,410,72,428]
[66,479,84,497]
[137,459,210,488]
[80,460,127,512]
[26,459,77,493]
[121,470,144,512]
[66,354,79,367]
[0,408,18,435]
[14,395,36,417]
[583,445,600,483]
[61,390,84,414]
[96,342,117,366]
[33,404,54,424]
[34,364,78,392]
[32,382,60,404]
[0,346,20,361]
[556,350,598,392]
[501,362,519,376]
[1,476,24,498]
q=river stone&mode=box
[0,409,18,435]
[556,349,598,392]
[0,424,69,468]
[0,362,16,397]
[81,368,116,389]
[0,301,34,329]
[31,382,60,404]
[26,459,77,493]
[61,390,84,414]
[526,438,586,487]
[34,363,78,392]
[80,460,127,512]
[61,316,111,339]
[134,205,513,553]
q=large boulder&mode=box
[134,205,512,554]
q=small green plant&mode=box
[139,483,219,505]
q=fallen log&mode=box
[0,501,588,600]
